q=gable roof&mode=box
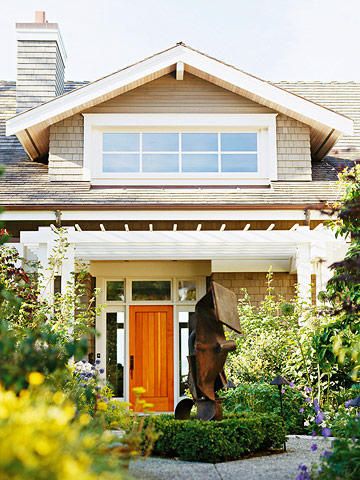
[6,43,353,160]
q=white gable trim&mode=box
[6,45,353,139]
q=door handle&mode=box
[130,355,134,379]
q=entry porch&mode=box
[16,224,346,410]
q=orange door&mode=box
[129,305,174,412]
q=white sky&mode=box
[1,0,360,82]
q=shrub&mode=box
[221,382,305,434]
[313,416,360,480]
[146,412,285,462]
[0,383,124,480]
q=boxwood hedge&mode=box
[146,412,285,463]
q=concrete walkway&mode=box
[129,435,332,480]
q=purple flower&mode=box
[305,397,311,403]
[311,430,317,437]
[296,464,310,480]
[315,411,325,425]
[305,387,312,393]
[311,443,318,452]
[299,407,304,413]
[345,400,351,408]
[289,381,295,388]
[281,388,286,394]
[313,398,321,413]
[96,359,101,365]
[321,450,332,458]
[99,368,104,374]
[321,427,332,438]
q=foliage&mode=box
[313,416,360,480]
[145,412,285,462]
[221,382,304,433]
[0,381,124,480]
[0,233,100,344]
[0,319,87,393]
[225,275,354,410]
[323,165,360,381]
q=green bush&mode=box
[221,382,304,434]
[146,412,285,462]
[314,416,360,480]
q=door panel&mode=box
[129,305,174,412]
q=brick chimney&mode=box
[16,11,67,113]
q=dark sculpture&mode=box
[175,281,241,420]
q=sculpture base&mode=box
[174,397,223,421]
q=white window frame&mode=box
[83,114,278,185]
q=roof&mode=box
[0,76,358,210]
[6,44,353,161]
[275,81,360,161]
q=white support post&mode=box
[314,259,332,304]
[37,242,54,300]
[295,243,312,304]
[61,242,75,294]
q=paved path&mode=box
[129,435,332,480]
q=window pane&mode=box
[106,281,125,301]
[182,133,218,152]
[178,280,197,301]
[103,133,139,152]
[142,154,179,173]
[103,153,140,172]
[221,153,258,172]
[182,153,218,172]
[179,311,192,397]
[106,312,124,397]
[143,133,178,152]
[221,133,257,152]
[132,281,171,301]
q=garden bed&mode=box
[146,412,286,463]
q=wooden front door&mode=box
[129,305,174,412]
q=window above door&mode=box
[83,114,277,185]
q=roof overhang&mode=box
[6,44,353,160]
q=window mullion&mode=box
[179,133,182,173]
[139,133,143,173]
[218,132,221,173]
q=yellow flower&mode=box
[132,386,146,395]
[79,413,91,426]
[53,391,65,405]
[28,372,45,386]
[97,401,108,411]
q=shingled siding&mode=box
[48,74,312,181]
[276,115,312,181]
[212,272,297,305]
[16,40,65,112]
[48,114,84,181]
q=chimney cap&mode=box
[35,11,47,23]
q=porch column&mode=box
[37,241,55,300]
[60,241,75,293]
[295,243,312,304]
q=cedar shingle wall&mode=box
[212,272,297,305]
[277,115,312,181]
[16,40,65,113]
[48,114,84,180]
[48,74,312,182]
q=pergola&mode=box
[18,224,347,304]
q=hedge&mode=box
[146,412,285,463]
[221,383,305,434]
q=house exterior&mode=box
[1,12,358,411]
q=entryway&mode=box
[129,305,174,411]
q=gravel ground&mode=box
[129,435,332,480]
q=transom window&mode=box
[102,132,258,174]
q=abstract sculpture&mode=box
[175,281,241,420]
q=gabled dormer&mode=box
[7,42,353,185]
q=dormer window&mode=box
[83,113,277,185]
[102,132,258,174]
